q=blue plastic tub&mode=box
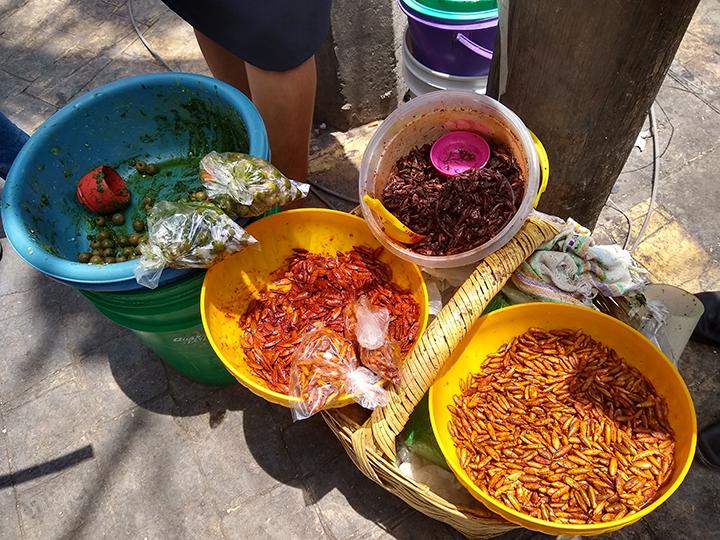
[1,73,269,291]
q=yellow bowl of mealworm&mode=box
[429,302,696,535]
[201,209,429,408]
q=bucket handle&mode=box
[530,131,549,207]
[455,33,493,59]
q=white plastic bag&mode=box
[200,151,309,217]
[350,296,402,384]
[289,327,389,421]
[134,200,256,289]
[354,295,390,349]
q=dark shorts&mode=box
[163,0,332,72]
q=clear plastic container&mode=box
[359,91,540,269]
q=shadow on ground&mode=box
[8,182,720,539]
[71,287,461,537]
[0,129,460,537]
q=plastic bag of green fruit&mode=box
[134,201,257,289]
[199,151,309,217]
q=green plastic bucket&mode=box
[401,0,498,22]
[79,207,281,385]
[81,271,235,385]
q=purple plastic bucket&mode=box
[400,0,498,77]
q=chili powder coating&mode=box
[381,143,524,256]
[238,246,421,393]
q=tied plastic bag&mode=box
[134,200,256,289]
[200,151,310,217]
[350,296,402,384]
[355,295,390,349]
[289,327,389,421]
[361,343,401,384]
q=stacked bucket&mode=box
[399,0,498,96]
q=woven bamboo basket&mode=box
[322,214,562,538]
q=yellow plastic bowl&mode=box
[201,209,429,407]
[429,303,696,536]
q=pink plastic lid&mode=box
[430,131,491,176]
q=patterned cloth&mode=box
[503,219,647,307]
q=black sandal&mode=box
[698,421,720,469]
[692,292,720,347]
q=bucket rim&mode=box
[80,273,205,333]
[400,0,498,23]
[403,28,490,87]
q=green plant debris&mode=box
[43,245,60,256]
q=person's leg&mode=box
[193,29,315,181]
[245,56,316,181]
[1,111,29,260]
[0,111,29,179]
[194,29,251,97]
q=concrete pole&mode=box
[487,0,700,227]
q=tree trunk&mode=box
[487,0,700,227]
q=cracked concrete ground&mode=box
[0,0,719,538]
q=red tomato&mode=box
[76,166,131,214]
